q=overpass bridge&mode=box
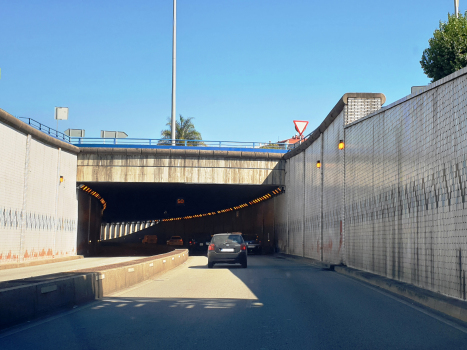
[76,144,285,185]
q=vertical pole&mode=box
[171,0,177,146]
[455,0,459,18]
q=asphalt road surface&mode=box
[2,255,467,349]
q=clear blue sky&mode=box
[0,1,461,142]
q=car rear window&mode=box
[212,234,244,244]
[171,236,182,239]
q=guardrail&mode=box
[19,117,71,142]
[71,137,291,150]
[17,117,300,151]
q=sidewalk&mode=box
[0,256,150,283]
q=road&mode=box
[1,255,467,349]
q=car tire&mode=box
[241,261,247,268]
[208,262,214,268]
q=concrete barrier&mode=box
[0,249,188,330]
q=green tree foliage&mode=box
[160,115,204,146]
[421,12,467,82]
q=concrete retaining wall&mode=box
[0,109,80,266]
[276,93,384,264]
[0,249,188,330]
[344,68,467,300]
[278,67,467,301]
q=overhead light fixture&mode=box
[316,160,321,168]
[338,140,345,150]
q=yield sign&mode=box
[293,120,309,136]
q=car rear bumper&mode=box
[208,251,247,264]
[246,244,262,253]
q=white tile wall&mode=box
[274,75,467,301]
[345,74,467,300]
[304,136,322,260]
[0,121,78,264]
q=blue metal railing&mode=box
[19,118,71,143]
[17,117,294,152]
[70,137,291,151]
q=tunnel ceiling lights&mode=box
[161,187,284,222]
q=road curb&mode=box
[334,265,467,323]
[0,249,188,330]
[274,253,333,270]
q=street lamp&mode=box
[171,0,177,145]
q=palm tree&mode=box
[160,115,204,146]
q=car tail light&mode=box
[189,241,192,244]
[208,244,215,251]
[240,244,246,251]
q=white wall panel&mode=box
[322,111,345,264]
[304,137,322,260]
[0,118,78,265]
[0,123,27,262]
[345,73,467,300]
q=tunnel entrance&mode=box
[80,182,278,223]
[77,182,279,256]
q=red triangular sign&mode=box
[293,120,309,136]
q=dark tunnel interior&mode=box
[81,182,279,223]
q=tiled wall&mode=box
[0,120,78,264]
[304,135,322,260]
[345,98,382,124]
[277,68,467,300]
[345,72,467,300]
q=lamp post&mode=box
[171,0,177,145]
[455,0,459,18]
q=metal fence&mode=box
[70,137,291,150]
[19,118,71,142]
[17,116,299,151]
